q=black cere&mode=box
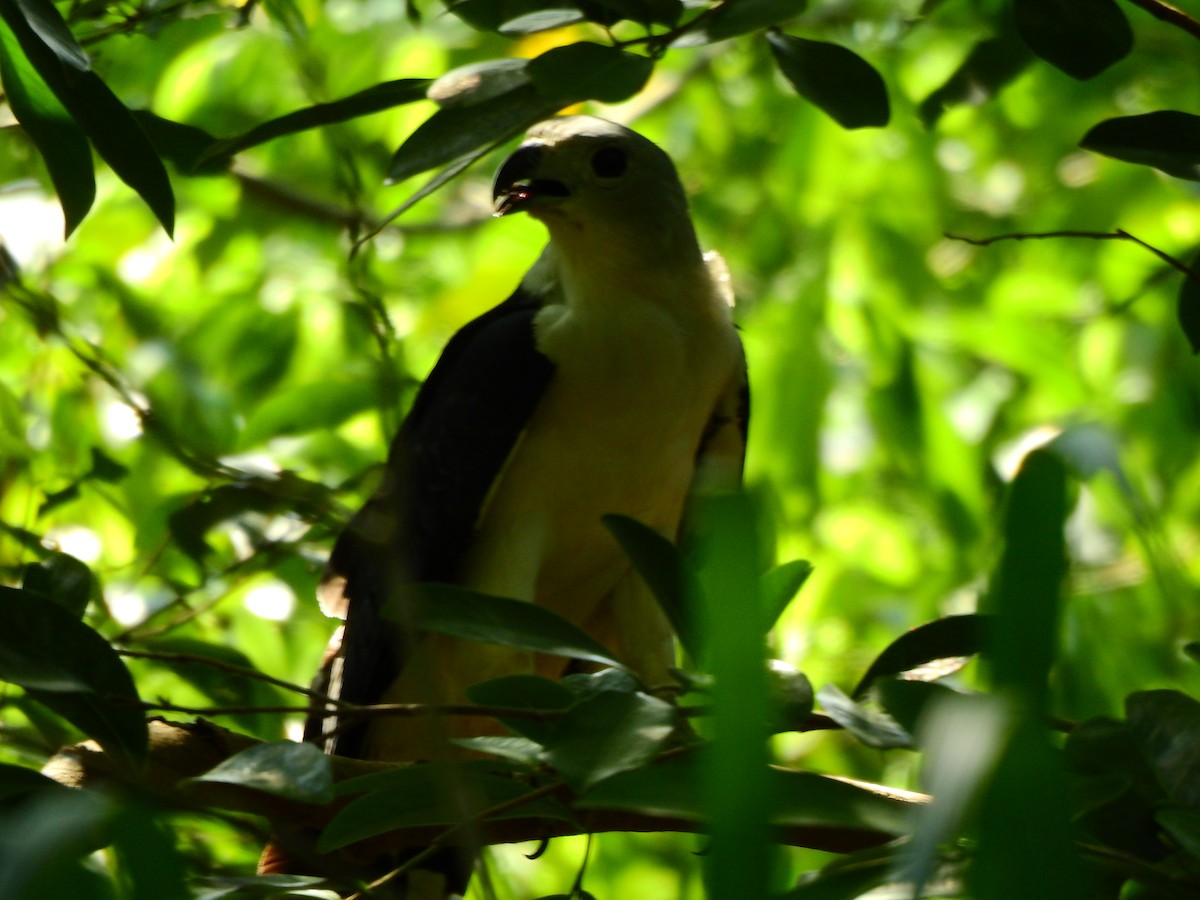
[591,146,628,178]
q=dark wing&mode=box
[310,287,555,758]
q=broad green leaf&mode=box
[428,59,530,108]
[499,8,584,34]
[0,761,63,800]
[918,27,1032,127]
[0,14,93,235]
[1126,690,1200,811]
[21,551,94,618]
[767,660,813,732]
[1180,251,1200,353]
[1013,0,1132,80]
[108,804,189,900]
[1081,111,1200,181]
[875,679,961,737]
[200,79,432,167]
[541,690,677,790]
[767,34,889,129]
[603,514,702,659]
[816,683,912,749]
[451,735,545,766]
[0,586,146,766]
[580,751,915,837]
[760,559,812,632]
[449,0,573,31]
[187,741,333,805]
[774,842,896,899]
[385,584,627,671]
[192,874,339,900]
[982,447,1068,711]
[526,42,653,105]
[240,378,377,448]
[684,0,806,44]
[466,674,577,743]
[588,0,681,26]
[386,82,554,185]
[1156,808,1200,864]
[12,0,88,71]
[0,0,174,234]
[133,111,227,175]
[851,614,988,699]
[320,766,570,851]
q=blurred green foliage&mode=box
[2,0,1200,896]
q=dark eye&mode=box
[591,146,628,178]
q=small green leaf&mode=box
[1081,111,1200,181]
[0,14,94,235]
[320,765,570,851]
[526,42,653,106]
[918,27,1032,127]
[541,690,677,790]
[499,8,584,34]
[132,111,227,175]
[851,614,988,699]
[603,514,702,660]
[12,0,89,71]
[22,551,94,618]
[760,559,812,632]
[689,0,806,43]
[767,660,813,732]
[0,586,146,766]
[767,33,889,129]
[187,741,333,805]
[240,378,377,448]
[816,683,912,749]
[451,735,545,766]
[1013,0,1132,81]
[388,584,627,671]
[466,674,576,743]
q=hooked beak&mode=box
[492,143,571,217]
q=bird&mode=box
[293,115,748,898]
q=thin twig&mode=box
[1120,0,1200,41]
[945,229,1200,283]
[127,698,562,722]
[117,649,338,704]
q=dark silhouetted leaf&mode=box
[429,59,530,108]
[1126,690,1200,811]
[852,614,989,699]
[817,683,912,749]
[875,678,962,736]
[12,0,88,71]
[133,111,227,175]
[542,690,676,789]
[499,7,584,33]
[767,34,889,129]
[320,764,570,851]
[526,42,653,105]
[387,584,627,672]
[0,586,146,766]
[761,559,812,632]
[686,0,806,43]
[767,660,814,732]
[192,874,340,899]
[603,514,702,659]
[0,15,93,235]
[466,674,576,743]
[449,0,570,31]
[452,735,545,766]
[187,741,333,805]
[1180,251,1200,354]
[918,27,1032,127]
[22,551,94,618]
[1081,111,1200,181]
[1013,0,1132,80]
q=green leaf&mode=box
[200,79,432,168]
[498,8,585,34]
[132,111,228,175]
[1156,808,1200,864]
[982,447,1068,711]
[816,683,912,749]
[187,741,334,805]
[918,27,1032,127]
[13,0,87,71]
[0,586,146,767]
[603,514,703,660]
[428,59,530,108]
[192,874,339,900]
[688,0,807,44]
[0,14,94,235]
[386,584,628,671]
[108,804,189,900]
[466,674,576,743]
[1013,0,1132,81]
[0,0,174,234]
[874,678,961,737]
[1180,250,1200,354]
[526,42,653,106]
[760,559,811,632]
[319,765,570,851]
[240,378,377,448]
[767,660,814,732]
[449,0,572,31]
[579,751,915,837]
[386,82,554,185]
[451,735,545,766]
[1126,690,1200,811]
[541,690,677,790]
[851,614,988,699]
[21,551,94,618]
[1080,111,1200,181]
[767,33,889,129]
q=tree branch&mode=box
[1121,0,1200,42]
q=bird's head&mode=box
[492,116,701,265]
